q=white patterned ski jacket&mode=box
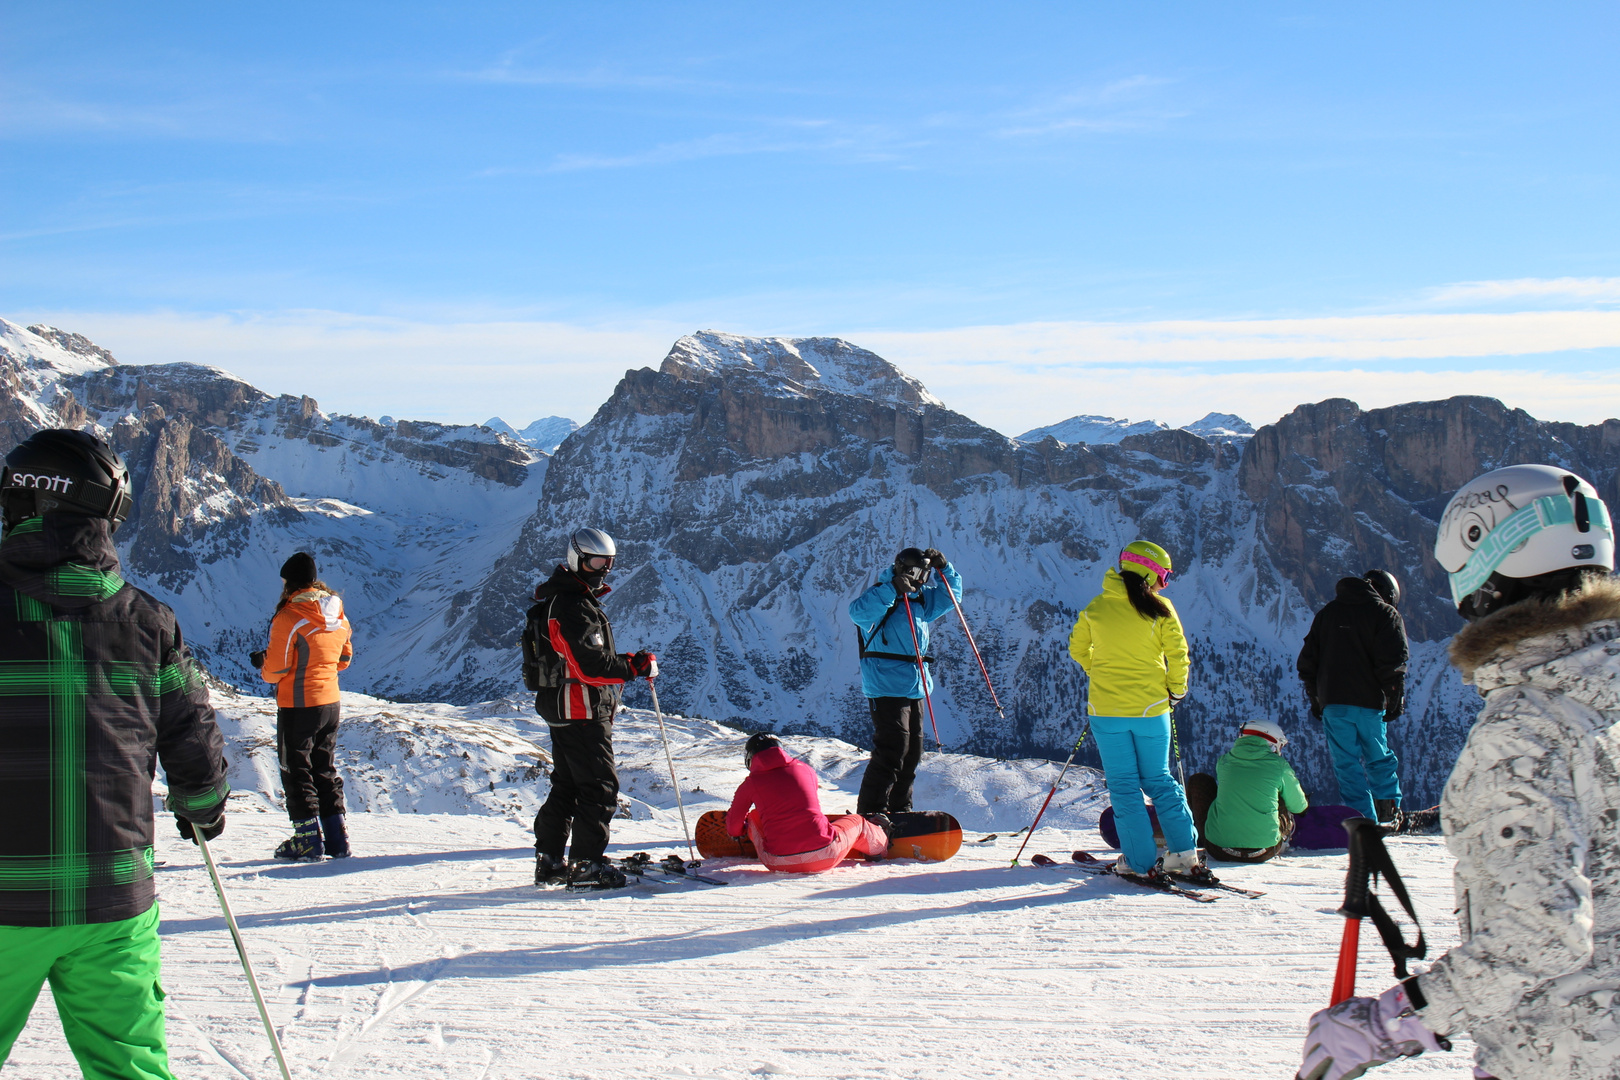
[1416,577,1620,1080]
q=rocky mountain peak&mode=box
[659,331,942,408]
[25,324,119,367]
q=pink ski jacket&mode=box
[725,746,838,857]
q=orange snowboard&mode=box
[694,809,962,862]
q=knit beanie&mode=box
[280,551,318,588]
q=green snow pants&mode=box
[0,902,172,1079]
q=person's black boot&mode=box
[567,859,628,890]
[1374,799,1401,828]
[535,853,568,886]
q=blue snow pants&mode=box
[1321,704,1401,821]
[1091,714,1198,875]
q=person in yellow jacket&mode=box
[1068,540,1208,882]
[253,551,354,861]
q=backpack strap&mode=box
[856,597,935,664]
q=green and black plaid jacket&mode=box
[0,513,228,927]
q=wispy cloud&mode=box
[996,75,1186,138]
[1424,277,1620,305]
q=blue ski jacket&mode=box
[848,563,963,700]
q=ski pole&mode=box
[1168,707,1187,788]
[1331,817,1376,1004]
[1011,719,1091,867]
[646,678,695,860]
[937,574,1004,718]
[193,827,294,1080]
[901,595,943,750]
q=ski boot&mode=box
[568,858,628,890]
[1161,848,1219,886]
[1109,854,1171,885]
[320,814,351,858]
[535,853,569,887]
[274,819,324,861]
[1375,799,1403,833]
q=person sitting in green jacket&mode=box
[1184,719,1308,863]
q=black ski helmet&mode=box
[1363,569,1400,608]
[744,732,780,767]
[1,428,133,534]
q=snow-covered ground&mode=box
[10,693,1470,1078]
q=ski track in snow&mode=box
[8,696,1472,1078]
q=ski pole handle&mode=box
[1328,816,1378,1006]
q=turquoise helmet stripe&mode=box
[1450,493,1614,605]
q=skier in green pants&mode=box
[0,429,229,1079]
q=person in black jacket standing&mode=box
[521,528,655,889]
[1296,569,1409,824]
[0,429,229,1079]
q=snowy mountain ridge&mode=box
[481,415,579,454]
[1017,411,1254,446]
[3,318,1618,808]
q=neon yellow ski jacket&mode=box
[1068,568,1190,717]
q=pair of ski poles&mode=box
[898,571,1005,751]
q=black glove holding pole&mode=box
[168,795,226,845]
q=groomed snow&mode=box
[10,694,1470,1078]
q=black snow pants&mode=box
[856,696,925,815]
[535,719,620,864]
[278,702,345,822]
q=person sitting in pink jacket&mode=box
[726,734,891,873]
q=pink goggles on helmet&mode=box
[1120,551,1171,587]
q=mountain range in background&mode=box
[3,319,1617,809]
[481,415,580,455]
[1016,412,1255,446]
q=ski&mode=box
[976,834,999,843]
[1066,851,1219,903]
[1163,870,1265,899]
[610,853,727,887]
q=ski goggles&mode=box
[1448,492,1613,605]
[1120,551,1171,588]
[580,554,615,572]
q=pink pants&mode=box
[747,814,888,873]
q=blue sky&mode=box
[3,3,1618,433]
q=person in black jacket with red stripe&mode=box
[521,528,655,889]
[1296,569,1409,825]
[0,429,228,1079]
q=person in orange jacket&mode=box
[253,551,354,860]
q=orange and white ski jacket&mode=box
[260,589,353,708]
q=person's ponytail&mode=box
[1123,571,1171,621]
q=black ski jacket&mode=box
[1296,577,1410,713]
[523,565,635,726]
[0,514,229,927]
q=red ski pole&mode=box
[1011,721,1090,867]
[901,594,943,750]
[1331,817,1377,1004]
[937,574,1004,719]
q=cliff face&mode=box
[1240,396,1620,642]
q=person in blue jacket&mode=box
[848,547,963,815]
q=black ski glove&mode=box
[175,813,225,845]
[893,568,925,596]
[1383,687,1405,722]
[249,649,267,669]
[1303,682,1323,721]
[629,650,659,679]
[922,547,947,570]
[1167,689,1186,707]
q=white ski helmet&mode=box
[1435,464,1614,616]
[566,527,617,573]
[1238,718,1287,751]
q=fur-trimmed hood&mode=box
[1449,576,1620,707]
